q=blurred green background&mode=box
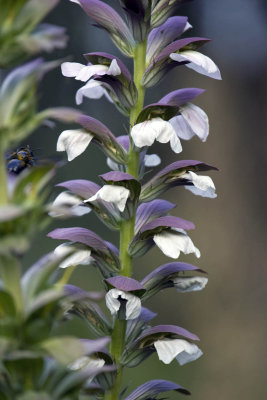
[12,0,267,399]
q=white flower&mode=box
[181,171,217,198]
[154,339,203,365]
[54,243,92,269]
[57,129,93,161]
[61,59,121,105]
[105,289,141,320]
[69,356,105,371]
[131,118,182,153]
[173,276,208,292]
[85,185,130,212]
[170,50,221,80]
[153,228,200,259]
[170,103,209,142]
[49,192,91,218]
[62,59,121,82]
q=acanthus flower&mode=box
[49,191,91,218]
[143,37,221,87]
[130,87,210,152]
[154,338,203,365]
[61,58,121,105]
[105,276,146,320]
[129,215,198,258]
[87,185,130,213]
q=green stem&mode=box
[0,150,8,206]
[57,265,76,287]
[105,40,147,400]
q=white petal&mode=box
[86,185,130,212]
[153,229,200,259]
[179,103,209,142]
[154,339,203,365]
[170,50,221,80]
[54,243,92,269]
[75,64,108,82]
[69,0,80,4]
[49,192,91,217]
[182,171,217,198]
[173,276,208,292]
[131,118,182,153]
[61,62,84,77]
[69,356,105,371]
[170,130,183,153]
[170,115,195,141]
[107,59,121,76]
[106,157,120,171]
[183,21,192,32]
[57,129,93,161]
[144,153,161,167]
[105,289,141,320]
[75,80,106,104]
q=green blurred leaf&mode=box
[17,391,52,400]
[22,253,63,307]
[0,254,23,315]
[39,337,87,366]
[0,290,16,317]
[25,289,65,318]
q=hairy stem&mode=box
[0,150,8,206]
[106,40,147,400]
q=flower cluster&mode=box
[47,0,221,398]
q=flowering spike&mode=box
[48,1,221,397]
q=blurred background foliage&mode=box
[1,0,265,399]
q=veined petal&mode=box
[57,129,93,161]
[144,154,161,167]
[170,50,221,80]
[173,276,208,292]
[153,229,200,259]
[86,185,130,212]
[154,339,203,365]
[182,171,217,198]
[54,243,92,269]
[180,103,209,142]
[61,62,84,77]
[169,114,195,141]
[75,80,107,104]
[74,59,121,82]
[107,59,121,76]
[75,64,108,82]
[49,191,91,217]
[105,289,141,320]
[131,118,182,153]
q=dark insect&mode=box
[6,145,37,174]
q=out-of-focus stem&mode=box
[105,40,147,400]
[0,150,8,206]
[0,254,23,315]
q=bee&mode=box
[6,145,37,174]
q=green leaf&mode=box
[17,392,51,400]
[12,164,56,204]
[0,254,23,314]
[22,253,64,307]
[0,290,16,317]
